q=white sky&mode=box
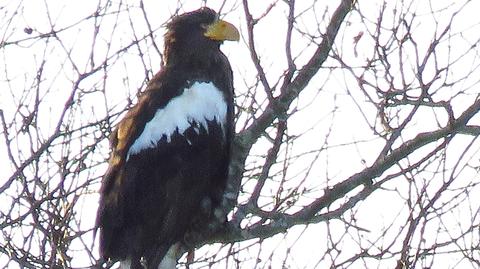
[1,0,480,268]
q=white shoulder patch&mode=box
[127,81,227,158]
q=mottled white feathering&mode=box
[127,82,227,158]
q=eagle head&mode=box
[163,7,240,65]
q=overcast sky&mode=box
[1,0,480,268]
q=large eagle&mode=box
[95,8,239,269]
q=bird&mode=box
[95,7,239,269]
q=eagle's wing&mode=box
[96,90,154,261]
[96,75,230,264]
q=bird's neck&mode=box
[165,50,224,80]
[164,37,221,67]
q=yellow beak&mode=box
[204,20,240,41]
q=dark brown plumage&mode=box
[95,7,238,269]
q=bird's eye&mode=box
[200,23,209,30]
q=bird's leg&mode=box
[157,242,181,269]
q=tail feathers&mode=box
[118,243,180,269]
[119,258,131,269]
[119,255,143,269]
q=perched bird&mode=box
[95,7,239,269]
